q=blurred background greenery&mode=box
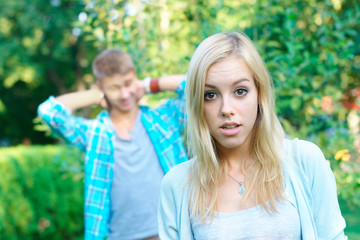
[0,0,359,239]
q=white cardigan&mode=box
[158,138,347,240]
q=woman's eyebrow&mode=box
[231,78,250,86]
[205,78,249,88]
[204,83,217,88]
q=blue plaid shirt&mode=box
[38,80,188,240]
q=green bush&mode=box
[246,0,360,211]
[0,145,84,239]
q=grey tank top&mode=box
[191,199,301,240]
[107,112,164,240]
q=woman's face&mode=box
[203,56,258,153]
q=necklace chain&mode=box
[227,173,246,195]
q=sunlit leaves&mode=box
[0,0,86,145]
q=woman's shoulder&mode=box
[162,159,194,188]
[160,159,194,201]
[283,137,328,175]
[284,138,324,158]
[285,138,323,156]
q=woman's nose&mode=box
[220,97,235,118]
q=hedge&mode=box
[0,145,84,240]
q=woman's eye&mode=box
[204,92,217,100]
[235,88,247,96]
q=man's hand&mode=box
[136,79,146,101]
[56,88,108,112]
[98,90,110,110]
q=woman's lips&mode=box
[219,124,241,136]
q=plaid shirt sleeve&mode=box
[39,96,112,239]
[37,96,93,152]
[141,78,188,174]
[154,79,187,133]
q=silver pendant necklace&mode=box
[227,173,246,195]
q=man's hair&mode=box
[92,49,135,81]
[186,32,285,223]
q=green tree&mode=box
[0,0,92,145]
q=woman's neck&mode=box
[219,146,251,171]
[217,130,255,172]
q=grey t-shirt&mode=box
[191,199,301,240]
[107,112,164,240]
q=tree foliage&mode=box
[0,0,90,145]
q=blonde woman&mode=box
[158,32,347,240]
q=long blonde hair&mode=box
[186,32,285,222]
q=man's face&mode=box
[99,71,138,113]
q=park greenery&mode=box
[0,146,84,239]
[0,0,359,238]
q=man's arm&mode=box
[55,88,104,112]
[142,74,187,133]
[37,91,100,151]
[158,74,185,91]
[140,74,185,95]
[57,74,186,111]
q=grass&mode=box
[340,200,360,240]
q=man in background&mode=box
[38,49,188,240]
